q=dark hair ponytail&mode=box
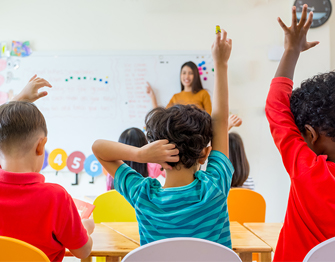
[118,127,149,177]
[229,132,250,187]
[180,61,204,94]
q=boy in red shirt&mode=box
[266,5,335,262]
[0,76,94,262]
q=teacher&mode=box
[146,61,212,115]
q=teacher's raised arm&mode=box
[146,61,212,115]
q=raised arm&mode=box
[92,139,179,177]
[265,5,320,177]
[228,114,242,131]
[275,5,319,79]
[13,75,52,102]
[211,26,232,156]
[146,82,158,108]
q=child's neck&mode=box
[163,164,199,188]
[0,155,39,173]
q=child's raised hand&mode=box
[139,139,179,170]
[228,114,242,130]
[278,5,319,53]
[13,75,52,102]
[211,26,232,66]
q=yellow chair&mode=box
[227,188,266,224]
[93,190,137,262]
[0,236,50,262]
[93,190,137,223]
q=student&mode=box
[265,5,335,261]
[146,61,212,115]
[93,28,233,246]
[229,132,255,190]
[106,127,165,190]
[0,75,94,262]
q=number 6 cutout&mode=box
[48,149,68,171]
[84,154,102,177]
[67,151,86,173]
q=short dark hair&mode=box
[0,101,47,154]
[180,61,204,94]
[290,71,335,140]
[118,127,149,177]
[229,132,249,187]
[145,104,212,168]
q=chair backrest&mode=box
[303,237,335,262]
[122,237,242,262]
[227,188,266,224]
[93,189,137,223]
[0,236,50,262]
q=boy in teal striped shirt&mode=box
[93,27,233,247]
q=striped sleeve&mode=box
[205,150,234,196]
[114,164,146,207]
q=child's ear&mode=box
[36,137,48,156]
[304,124,319,145]
[199,146,212,165]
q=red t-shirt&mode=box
[265,77,335,262]
[0,170,89,262]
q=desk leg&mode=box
[106,257,120,262]
[260,252,272,262]
[239,252,252,262]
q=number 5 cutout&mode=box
[48,149,68,171]
[84,154,102,177]
[67,151,86,173]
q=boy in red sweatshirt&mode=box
[265,5,335,262]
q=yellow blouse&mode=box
[166,89,212,115]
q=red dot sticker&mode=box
[67,151,86,173]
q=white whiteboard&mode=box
[0,51,215,173]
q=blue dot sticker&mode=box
[105,81,108,84]
[99,79,102,82]
[203,67,207,70]
[84,154,102,177]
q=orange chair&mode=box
[228,188,266,262]
[227,188,266,224]
[0,236,50,262]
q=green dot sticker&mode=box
[93,78,96,81]
[212,68,214,72]
[65,79,68,81]
[70,76,73,79]
[84,77,86,80]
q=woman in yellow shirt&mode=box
[146,61,212,115]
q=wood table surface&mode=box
[102,221,272,262]
[244,222,283,253]
[65,223,139,261]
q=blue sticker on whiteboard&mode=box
[42,150,49,170]
[84,154,102,177]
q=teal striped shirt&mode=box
[114,150,233,247]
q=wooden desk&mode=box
[65,224,139,261]
[102,221,272,262]
[244,223,283,253]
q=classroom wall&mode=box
[1,0,334,222]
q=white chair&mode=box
[122,237,242,262]
[303,237,335,262]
